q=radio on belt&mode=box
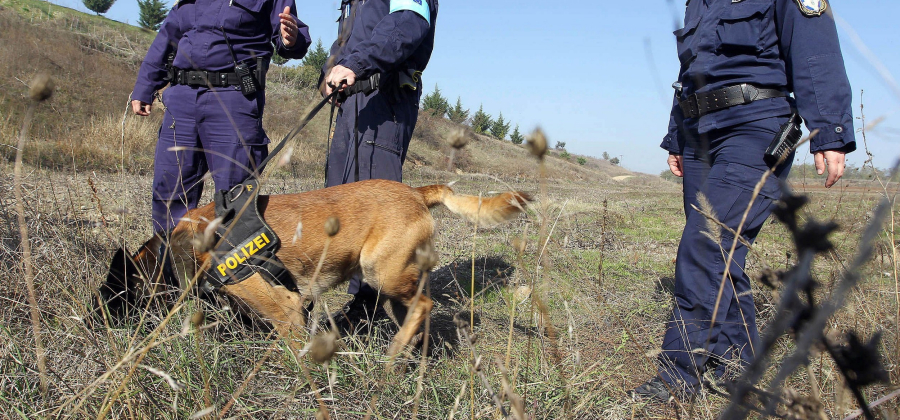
[220,26,258,96]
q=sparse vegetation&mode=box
[0,2,897,419]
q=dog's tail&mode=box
[416,185,531,227]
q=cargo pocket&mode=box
[674,16,701,66]
[357,92,403,180]
[717,162,781,234]
[716,1,772,54]
[362,93,402,156]
[232,94,267,145]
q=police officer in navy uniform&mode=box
[633,0,855,401]
[320,0,438,311]
[132,0,311,233]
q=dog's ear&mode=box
[96,246,140,318]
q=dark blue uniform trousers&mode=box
[658,115,793,390]
[152,85,269,232]
[326,88,418,294]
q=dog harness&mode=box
[206,178,298,291]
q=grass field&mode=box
[0,157,897,418]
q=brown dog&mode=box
[99,179,529,355]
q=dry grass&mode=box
[0,157,896,418]
[0,1,898,418]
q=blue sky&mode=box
[53,0,900,175]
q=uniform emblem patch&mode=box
[794,0,827,16]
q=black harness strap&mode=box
[207,178,297,291]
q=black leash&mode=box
[256,89,341,172]
[324,98,337,187]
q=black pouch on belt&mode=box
[764,113,803,168]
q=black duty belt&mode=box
[338,73,381,100]
[172,69,243,87]
[679,84,787,119]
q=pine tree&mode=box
[447,97,469,124]
[471,104,492,134]
[302,39,328,69]
[422,84,449,118]
[491,112,510,140]
[271,52,288,66]
[137,0,167,30]
[510,125,524,144]
[83,0,115,15]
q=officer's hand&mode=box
[667,154,684,178]
[326,65,357,91]
[131,99,151,116]
[279,7,300,49]
[814,150,846,188]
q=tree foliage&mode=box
[609,156,620,165]
[471,104,492,134]
[422,84,449,118]
[271,52,288,66]
[447,97,469,124]
[491,112,510,140]
[510,125,524,145]
[602,151,610,160]
[555,141,566,150]
[302,39,328,69]
[137,0,167,30]
[84,0,115,15]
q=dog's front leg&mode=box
[220,275,306,349]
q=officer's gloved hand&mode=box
[814,150,846,188]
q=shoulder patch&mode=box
[390,0,431,25]
[794,0,827,16]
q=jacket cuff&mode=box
[809,120,856,153]
[338,56,367,80]
[132,86,156,105]
[660,132,684,155]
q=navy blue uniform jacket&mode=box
[661,0,856,155]
[133,0,311,104]
[323,0,438,84]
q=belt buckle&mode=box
[740,84,759,102]
[682,95,700,118]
